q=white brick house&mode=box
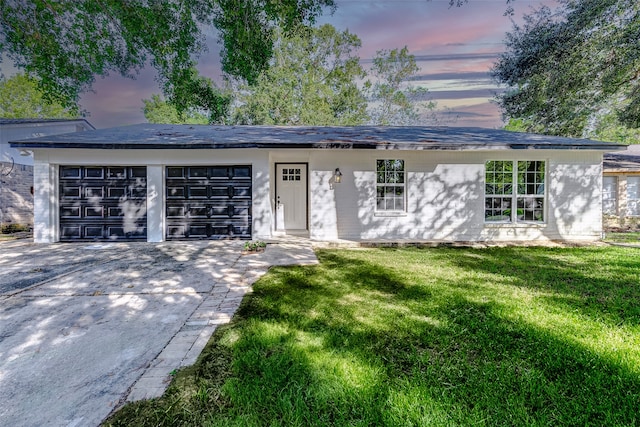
[10,124,625,243]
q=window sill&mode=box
[374,211,408,217]
[484,222,547,228]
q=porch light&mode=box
[334,168,343,183]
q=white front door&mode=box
[276,163,307,231]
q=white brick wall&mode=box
[308,149,603,242]
[31,147,604,243]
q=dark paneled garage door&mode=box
[59,166,147,241]
[166,166,252,239]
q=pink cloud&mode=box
[80,70,157,128]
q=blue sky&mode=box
[77,0,553,128]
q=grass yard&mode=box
[105,246,640,427]
[604,232,640,244]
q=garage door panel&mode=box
[61,225,81,239]
[188,187,208,198]
[166,165,252,240]
[60,167,81,178]
[61,206,81,218]
[167,225,187,238]
[130,186,147,198]
[167,186,186,198]
[85,225,104,239]
[167,167,184,178]
[107,187,127,198]
[61,186,81,199]
[107,167,126,178]
[209,186,229,198]
[188,167,208,178]
[107,206,125,217]
[233,166,251,177]
[167,205,186,218]
[188,225,209,238]
[189,206,209,218]
[233,185,251,198]
[84,206,104,218]
[85,187,104,198]
[84,168,104,179]
[130,167,146,178]
[59,166,147,241]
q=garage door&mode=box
[166,166,252,239]
[59,166,147,241]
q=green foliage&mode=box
[0,0,334,112]
[143,69,232,125]
[591,110,640,144]
[493,0,640,139]
[214,0,335,85]
[243,240,267,252]
[166,68,232,122]
[0,73,77,119]
[106,246,640,427]
[0,0,214,111]
[603,232,640,243]
[0,223,31,234]
[504,118,532,133]
[142,95,208,125]
[232,25,368,126]
[367,47,436,126]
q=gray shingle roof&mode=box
[604,153,640,171]
[0,118,95,128]
[9,123,626,151]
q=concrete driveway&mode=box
[0,239,317,427]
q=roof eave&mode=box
[11,141,625,151]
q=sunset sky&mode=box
[78,0,553,129]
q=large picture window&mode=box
[376,159,405,212]
[485,160,546,223]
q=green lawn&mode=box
[604,232,640,244]
[105,246,640,427]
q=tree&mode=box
[142,94,209,125]
[214,0,335,85]
[492,0,640,139]
[232,25,368,126]
[163,68,232,124]
[0,73,77,118]
[0,0,334,112]
[367,47,435,126]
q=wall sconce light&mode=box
[334,168,343,183]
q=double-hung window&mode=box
[627,176,640,216]
[376,159,405,212]
[602,176,618,215]
[485,160,546,223]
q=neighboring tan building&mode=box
[10,124,625,243]
[603,145,640,231]
[0,118,94,228]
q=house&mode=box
[602,145,640,230]
[9,124,625,243]
[0,118,95,227]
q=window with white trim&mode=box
[376,159,405,212]
[485,160,546,223]
[627,176,640,216]
[602,176,618,215]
